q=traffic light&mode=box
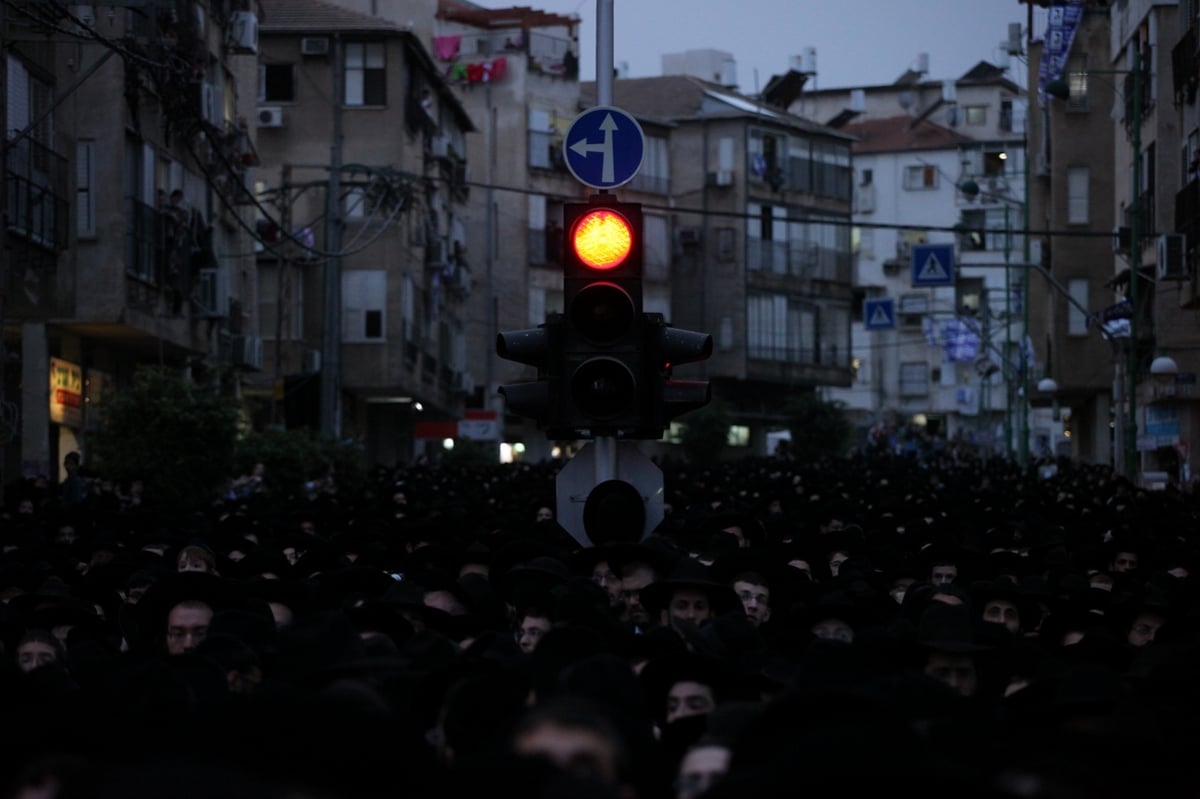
[496,315,562,431]
[645,315,712,434]
[560,197,650,438]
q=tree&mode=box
[784,393,853,461]
[88,366,241,510]
[678,398,732,464]
[234,428,368,504]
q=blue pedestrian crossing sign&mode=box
[911,243,956,287]
[863,298,896,330]
[564,106,645,189]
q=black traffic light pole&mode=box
[496,0,712,547]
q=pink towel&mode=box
[433,35,461,61]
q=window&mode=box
[1066,53,1088,109]
[630,135,669,193]
[7,54,53,148]
[342,270,386,341]
[259,264,303,340]
[77,140,95,238]
[644,213,669,280]
[900,362,929,396]
[899,293,928,327]
[749,129,786,184]
[964,105,987,126]
[726,426,750,447]
[747,293,815,363]
[528,108,553,169]
[747,203,788,273]
[1068,278,1088,336]
[718,315,734,350]
[258,64,295,102]
[716,228,736,262]
[904,165,937,190]
[344,42,385,106]
[1067,167,1089,224]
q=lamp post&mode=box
[1046,50,1142,482]
[958,179,1026,464]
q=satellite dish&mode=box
[898,91,914,110]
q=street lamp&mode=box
[957,176,1028,465]
[1045,50,1143,482]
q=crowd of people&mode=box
[0,448,1196,797]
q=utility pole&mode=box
[320,35,344,439]
[272,163,291,426]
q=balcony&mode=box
[747,239,851,282]
[5,137,69,251]
[125,197,199,313]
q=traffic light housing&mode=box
[560,197,651,438]
[645,315,712,434]
[496,315,563,432]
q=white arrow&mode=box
[569,113,619,184]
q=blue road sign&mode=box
[863,298,896,330]
[563,106,645,189]
[912,243,956,287]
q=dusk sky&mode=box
[472,0,1043,93]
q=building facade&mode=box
[3,0,262,487]
[1028,0,1196,484]
[792,60,1034,454]
[253,0,474,466]
[581,75,856,456]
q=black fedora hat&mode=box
[916,602,991,654]
[640,558,741,618]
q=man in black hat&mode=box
[641,560,739,640]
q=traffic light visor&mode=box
[571,209,633,270]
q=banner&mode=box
[1038,0,1086,100]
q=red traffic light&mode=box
[570,208,634,270]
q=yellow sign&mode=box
[50,357,83,427]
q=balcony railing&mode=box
[126,198,162,283]
[748,344,816,364]
[747,239,851,282]
[5,137,69,251]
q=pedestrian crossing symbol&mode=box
[863,298,896,330]
[911,243,955,287]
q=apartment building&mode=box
[433,0,583,461]
[3,0,261,485]
[1027,0,1196,483]
[579,75,857,454]
[253,0,474,465]
[788,56,1032,453]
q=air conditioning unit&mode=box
[1112,225,1131,254]
[232,336,263,370]
[301,37,330,56]
[302,349,321,373]
[1158,233,1187,280]
[227,11,258,54]
[257,106,284,128]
